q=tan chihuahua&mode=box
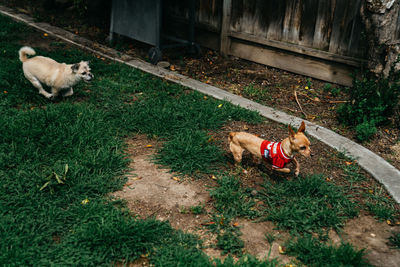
[228,121,311,176]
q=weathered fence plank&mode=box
[160,0,399,85]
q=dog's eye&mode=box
[300,146,306,150]
[82,72,87,75]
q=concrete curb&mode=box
[2,6,400,203]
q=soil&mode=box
[1,0,399,169]
[3,2,400,265]
[111,127,400,266]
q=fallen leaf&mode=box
[278,245,286,254]
[210,175,217,180]
[233,222,239,227]
[3,90,8,94]
[203,96,208,100]
[146,145,152,148]
[201,221,215,226]
[218,104,223,108]
[243,125,249,131]
[305,86,309,90]
[170,65,176,71]
[387,220,394,226]
[124,182,133,187]
[172,176,180,182]
[345,161,353,166]
[326,177,332,182]
[81,199,89,205]
[43,33,48,37]
[132,176,143,181]
[368,189,373,194]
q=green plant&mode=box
[39,164,69,194]
[258,174,358,233]
[323,83,341,97]
[214,254,280,266]
[355,119,377,142]
[286,235,372,267]
[155,129,226,175]
[264,232,280,245]
[337,74,400,141]
[243,83,271,102]
[364,186,398,221]
[323,83,332,92]
[217,230,244,255]
[209,174,258,218]
[306,78,313,88]
[389,232,400,249]
[190,204,205,215]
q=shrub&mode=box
[355,120,377,142]
[337,74,400,141]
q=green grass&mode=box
[0,14,264,265]
[214,254,280,267]
[286,235,372,267]
[364,186,398,221]
[258,174,358,234]
[0,12,387,266]
[208,174,259,255]
[155,129,226,175]
[209,174,258,218]
[389,232,400,249]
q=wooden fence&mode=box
[164,0,400,86]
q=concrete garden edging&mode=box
[1,5,399,203]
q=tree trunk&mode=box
[360,0,400,78]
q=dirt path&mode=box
[111,135,400,266]
[111,135,296,263]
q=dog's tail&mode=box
[19,46,36,62]
[228,132,236,143]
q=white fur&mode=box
[19,46,93,99]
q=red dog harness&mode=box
[260,140,292,169]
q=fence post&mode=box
[220,0,232,56]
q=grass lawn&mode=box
[1,13,399,266]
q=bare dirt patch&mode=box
[338,215,400,267]
[8,12,399,264]
[111,133,400,266]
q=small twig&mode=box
[282,106,299,113]
[297,91,319,102]
[327,100,348,104]
[294,90,307,118]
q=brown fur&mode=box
[229,121,311,176]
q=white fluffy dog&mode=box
[19,46,93,99]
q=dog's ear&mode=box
[71,63,80,73]
[297,121,306,133]
[288,124,296,141]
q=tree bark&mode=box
[360,0,400,78]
